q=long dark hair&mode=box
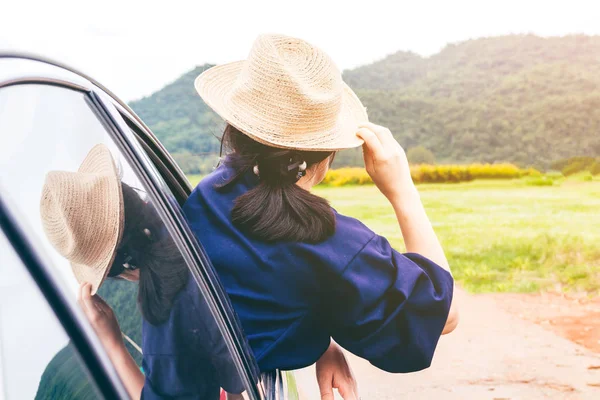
[218,124,336,243]
[108,183,189,325]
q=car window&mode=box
[0,228,101,399]
[0,83,257,399]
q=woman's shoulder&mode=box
[308,211,377,273]
[194,165,234,191]
[190,164,256,200]
[185,166,240,216]
[333,211,376,242]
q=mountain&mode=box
[131,65,223,174]
[344,35,600,167]
[130,34,600,172]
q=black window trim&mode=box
[88,91,265,399]
[120,114,190,205]
[115,104,192,196]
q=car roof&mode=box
[0,53,150,129]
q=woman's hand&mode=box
[77,282,124,353]
[356,122,415,202]
[78,282,145,399]
[316,341,359,400]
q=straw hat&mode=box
[40,144,123,295]
[195,34,368,151]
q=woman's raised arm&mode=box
[356,123,459,334]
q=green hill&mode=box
[130,34,600,172]
[131,65,223,174]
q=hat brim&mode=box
[195,61,369,151]
[71,144,123,295]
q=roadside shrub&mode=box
[545,170,565,179]
[525,176,555,186]
[407,146,436,165]
[579,171,594,182]
[410,164,474,183]
[467,163,523,179]
[521,167,542,177]
[322,163,529,186]
[321,168,372,187]
[590,162,600,176]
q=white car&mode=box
[0,53,301,400]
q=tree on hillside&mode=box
[407,146,436,164]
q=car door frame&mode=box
[0,52,281,399]
[114,87,299,400]
[92,88,266,398]
[0,53,297,399]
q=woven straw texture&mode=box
[40,144,123,295]
[195,34,369,151]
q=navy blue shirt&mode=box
[181,165,454,374]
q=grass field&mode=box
[187,175,203,187]
[315,179,600,294]
[188,173,600,294]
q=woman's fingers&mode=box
[78,282,90,312]
[356,127,383,159]
[316,341,359,400]
[320,376,358,400]
[358,121,398,145]
[334,365,359,400]
[317,373,335,400]
[77,282,95,314]
[80,282,105,317]
[337,383,358,400]
[92,292,110,311]
[359,122,396,149]
[319,388,335,400]
[81,283,95,312]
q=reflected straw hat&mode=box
[195,34,369,151]
[40,144,123,295]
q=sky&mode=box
[1,0,599,101]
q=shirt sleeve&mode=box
[327,234,454,373]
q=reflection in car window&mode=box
[0,230,100,399]
[0,84,252,398]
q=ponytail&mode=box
[218,125,336,243]
[111,183,189,326]
[136,237,188,325]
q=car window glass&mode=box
[0,83,253,398]
[0,229,101,399]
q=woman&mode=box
[183,34,458,375]
[41,144,358,399]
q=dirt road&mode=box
[294,288,600,399]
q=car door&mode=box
[108,71,302,400]
[0,54,296,399]
[112,99,302,400]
